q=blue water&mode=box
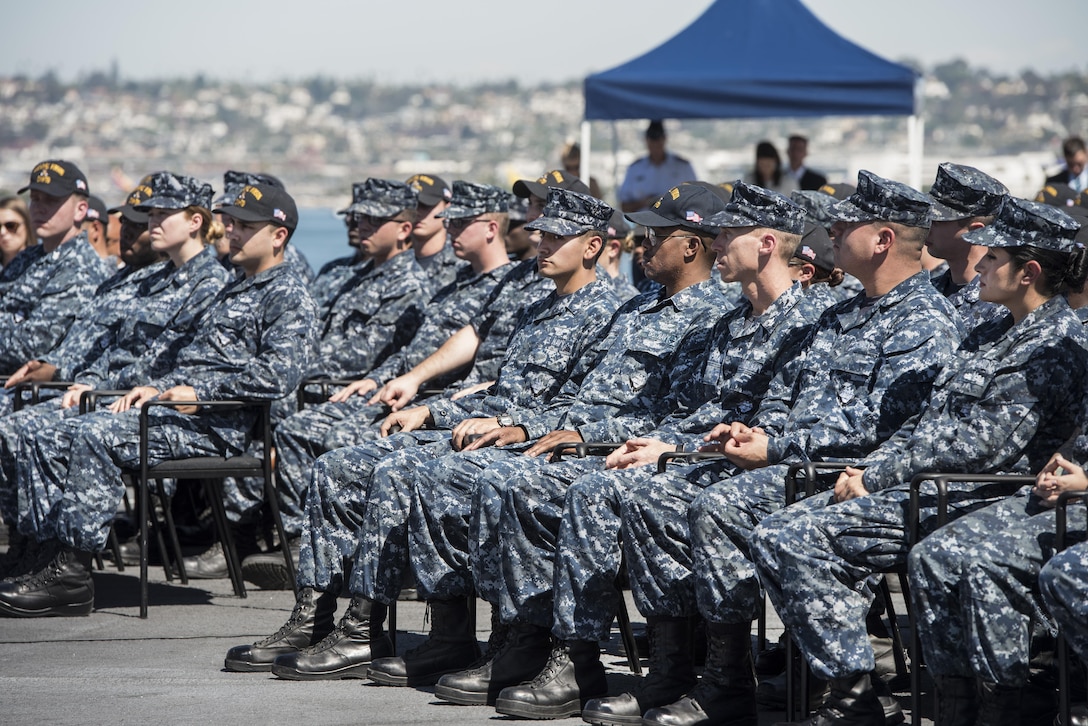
[293,208,353,272]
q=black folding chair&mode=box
[1056,490,1088,726]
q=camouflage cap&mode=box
[108,174,155,224]
[18,159,89,197]
[707,181,807,234]
[964,197,1081,253]
[791,190,838,227]
[524,188,615,237]
[794,221,835,271]
[437,181,510,220]
[606,208,629,240]
[1034,183,1081,209]
[830,170,932,228]
[135,171,214,211]
[406,174,453,206]
[217,183,299,231]
[512,170,590,200]
[928,163,1008,222]
[84,195,108,225]
[340,178,418,217]
[214,170,285,208]
[625,184,727,235]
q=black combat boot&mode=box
[434,617,552,706]
[583,616,698,725]
[240,537,300,591]
[223,587,337,672]
[642,621,757,726]
[494,639,609,719]
[271,596,392,680]
[774,672,886,726]
[182,519,260,579]
[975,681,1022,726]
[0,526,28,579]
[368,596,480,686]
[929,676,977,726]
[0,544,94,617]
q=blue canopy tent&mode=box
[579,0,924,188]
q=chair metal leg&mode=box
[203,479,246,598]
[139,471,150,619]
[156,481,187,585]
[616,593,642,674]
[107,525,124,572]
[389,599,398,652]
[262,469,297,596]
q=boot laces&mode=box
[255,597,311,646]
[461,626,510,672]
[299,609,361,654]
[526,643,567,687]
[197,541,224,562]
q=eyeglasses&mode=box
[443,217,490,231]
[0,221,21,234]
[646,229,699,248]
[347,213,406,228]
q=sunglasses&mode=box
[1,221,21,234]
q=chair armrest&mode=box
[550,441,622,462]
[79,389,135,414]
[656,450,726,474]
[297,377,358,409]
[12,380,75,411]
[136,399,272,471]
[1057,490,1088,550]
[908,472,1033,545]
[785,462,861,504]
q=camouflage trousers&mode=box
[909,488,1087,685]
[1040,536,1088,666]
[0,399,78,527]
[294,430,445,593]
[750,481,1006,681]
[619,459,738,620]
[473,454,600,628]
[273,397,389,535]
[17,407,250,553]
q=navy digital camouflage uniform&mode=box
[296,188,619,598]
[309,251,365,310]
[309,249,430,380]
[272,259,511,534]
[751,293,1088,681]
[1040,533,1088,666]
[415,242,461,293]
[0,245,229,528]
[15,262,318,551]
[749,196,1086,682]
[910,487,1086,686]
[402,279,727,610]
[0,231,112,373]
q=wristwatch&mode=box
[497,415,515,428]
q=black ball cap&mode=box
[217,183,298,230]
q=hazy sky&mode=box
[4,0,1086,83]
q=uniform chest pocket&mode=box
[829,359,876,405]
[524,341,573,395]
[941,358,998,402]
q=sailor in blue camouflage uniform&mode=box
[0,180,161,417]
[0,172,229,552]
[0,160,112,374]
[305,178,431,383]
[243,182,513,581]
[924,162,1008,331]
[212,171,314,283]
[309,181,372,309]
[791,183,865,301]
[378,186,730,710]
[0,183,317,618]
[633,171,963,726]
[751,198,1088,725]
[221,187,619,680]
[405,173,460,291]
[790,220,844,313]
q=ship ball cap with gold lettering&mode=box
[217,183,298,231]
[19,159,89,198]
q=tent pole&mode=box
[907,115,924,190]
[580,120,592,190]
